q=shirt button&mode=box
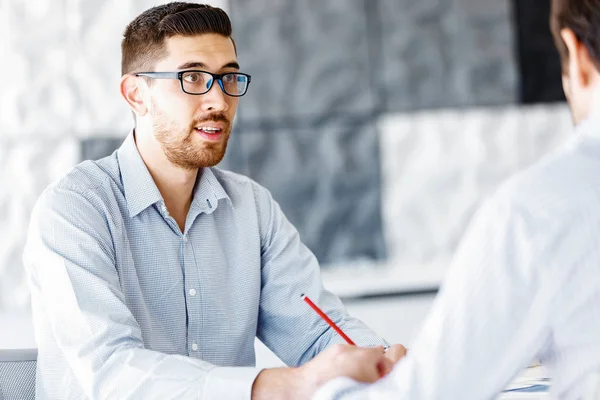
[189,288,197,296]
[192,343,198,351]
[183,236,188,243]
[160,204,167,213]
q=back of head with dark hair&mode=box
[121,2,233,76]
[551,0,600,72]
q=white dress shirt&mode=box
[316,115,600,400]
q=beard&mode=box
[150,100,231,170]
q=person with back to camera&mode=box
[314,0,600,399]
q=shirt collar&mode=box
[117,131,164,218]
[576,112,600,138]
[191,167,233,214]
[117,131,232,218]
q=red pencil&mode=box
[301,294,356,346]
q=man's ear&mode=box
[120,74,149,117]
[560,27,595,89]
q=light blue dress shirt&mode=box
[23,132,388,399]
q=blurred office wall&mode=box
[0,0,573,311]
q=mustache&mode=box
[193,113,230,126]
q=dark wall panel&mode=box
[373,0,518,111]
[229,0,377,123]
[512,0,565,103]
[219,118,386,265]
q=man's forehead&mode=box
[162,34,237,69]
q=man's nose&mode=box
[201,79,228,112]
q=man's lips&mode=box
[195,120,227,131]
[195,126,222,134]
[194,123,227,141]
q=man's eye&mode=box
[184,73,203,83]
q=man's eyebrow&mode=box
[177,61,207,70]
[222,62,240,70]
[177,61,240,70]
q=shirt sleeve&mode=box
[23,186,262,400]
[252,184,389,367]
[315,193,559,400]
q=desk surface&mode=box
[498,365,550,399]
[0,312,37,362]
[0,312,552,396]
[0,312,35,350]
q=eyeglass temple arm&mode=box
[134,72,179,79]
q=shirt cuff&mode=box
[202,366,263,400]
[312,377,364,400]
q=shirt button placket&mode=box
[183,234,199,356]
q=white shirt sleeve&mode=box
[315,193,558,400]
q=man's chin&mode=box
[190,148,228,169]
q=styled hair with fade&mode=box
[121,2,234,76]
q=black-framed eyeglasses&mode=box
[134,70,251,97]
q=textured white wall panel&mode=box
[379,104,574,269]
[0,137,79,311]
[0,0,229,139]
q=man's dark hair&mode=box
[551,0,600,72]
[121,2,234,76]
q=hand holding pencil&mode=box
[301,293,408,364]
[287,293,408,397]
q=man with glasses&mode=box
[23,3,405,399]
